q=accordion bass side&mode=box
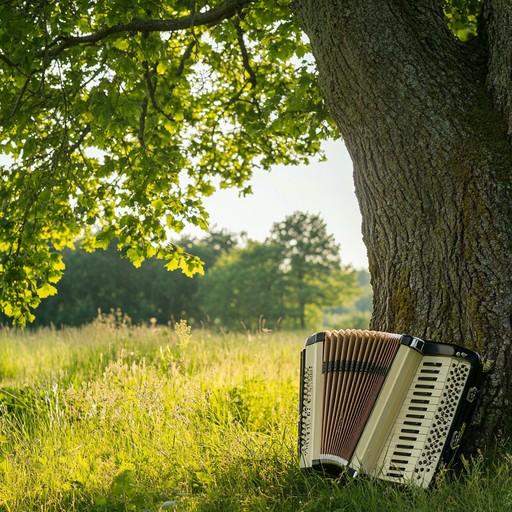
[298,329,483,488]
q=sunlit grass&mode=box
[0,318,511,511]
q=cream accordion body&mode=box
[298,329,483,488]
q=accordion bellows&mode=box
[299,329,483,488]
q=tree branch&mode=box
[8,72,34,119]
[143,61,175,124]
[141,40,197,131]
[41,0,254,60]
[138,97,148,148]
[175,40,197,79]
[69,125,91,154]
[0,52,17,68]
[235,21,257,87]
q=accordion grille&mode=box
[321,329,401,462]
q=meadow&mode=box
[0,315,511,511]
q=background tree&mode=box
[199,212,358,330]
[30,228,240,326]
[179,228,242,270]
[23,217,361,330]
[268,211,347,328]
[198,241,286,330]
[32,242,192,326]
[323,269,373,330]
[1,0,511,449]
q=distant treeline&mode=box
[26,212,372,330]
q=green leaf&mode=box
[113,39,129,51]
[126,247,144,268]
[36,283,58,299]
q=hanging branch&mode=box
[174,40,197,80]
[138,96,148,148]
[40,0,254,60]
[8,72,34,118]
[234,20,257,88]
[143,61,175,124]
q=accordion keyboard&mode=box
[375,355,471,487]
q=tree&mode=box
[198,215,355,330]
[268,211,348,328]
[291,0,512,450]
[30,229,241,326]
[0,0,510,448]
[198,240,286,330]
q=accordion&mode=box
[298,329,483,488]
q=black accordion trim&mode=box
[322,359,389,376]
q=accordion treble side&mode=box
[298,329,483,488]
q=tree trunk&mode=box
[292,0,512,450]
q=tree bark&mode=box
[292,0,512,450]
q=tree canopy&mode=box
[199,212,357,330]
[0,0,335,324]
[268,211,344,328]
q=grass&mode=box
[0,317,511,511]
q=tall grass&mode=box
[0,319,511,511]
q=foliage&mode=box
[179,228,241,269]
[198,240,286,330]
[26,229,239,327]
[0,0,337,325]
[322,270,373,330]
[0,323,511,511]
[438,0,483,40]
[31,242,184,326]
[268,211,352,328]
[198,212,359,330]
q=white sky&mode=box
[185,139,369,269]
